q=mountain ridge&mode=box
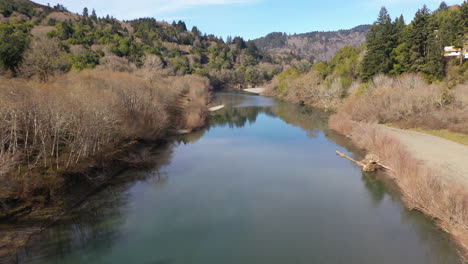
[253,25,371,62]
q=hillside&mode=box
[253,25,370,62]
[0,0,290,89]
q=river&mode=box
[17,93,461,263]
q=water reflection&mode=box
[15,93,462,264]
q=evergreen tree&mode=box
[406,5,432,72]
[91,9,97,20]
[0,22,30,74]
[82,7,88,17]
[191,26,201,36]
[437,1,448,12]
[424,29,445,80]
[394,15,406,43]
[233,36,247,50]
[176,20,187,32]
[361,7,396,80]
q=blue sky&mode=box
[35,0,463,40]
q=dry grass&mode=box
[329,114,468,260]
[44,12,80,22]
[30,26,56,38]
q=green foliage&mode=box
[0,21,30,73]
[312,62,329,79]
[71,51,101,70]
[245,67,263,86]
[360,2,467,81]
[277,67,301,94]
[170,56,191,75]
[0,0,281,88]
[0,0,52,18]
[194,68,209,77]
[361,7,397,80]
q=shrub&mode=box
[0,70,211,200]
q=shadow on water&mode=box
[14,92,462,264]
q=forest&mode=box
[0,0,298,88]
[268,2,467,131]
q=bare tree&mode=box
[20,37,70,83]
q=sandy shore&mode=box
[243,88,266,94]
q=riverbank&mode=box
[0,70,212,260]
[264,69,468,260]
[10,93,462,263]
[329,114,468,261]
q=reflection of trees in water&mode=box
[209,99,328,137]
[360,170,461,262]
[20,143,175,263]
[272,101,329,139]
[210,107,272,128]
[19,94,462,263]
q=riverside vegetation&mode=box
[266,2,468,259]
[1,0,468,261]
[0,0,297,216]
[0,0,224,253]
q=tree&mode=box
[175,20,187,32]
[406,5,432,72]
[361,7,396,80]
[91,9,97,20]
[82,7,89,17]
[0,21,30,74]
[424,30,445,80]
[20,37,70,82]
[191,26,201,36]
[246,41,260,58]
[232,36,247,50]
[394,15,406,43]
[437,2,448,12]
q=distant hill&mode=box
[253,25,371,62]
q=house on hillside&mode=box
[444,46,467,61]
[444,46,462,57]
[444,34,468,60]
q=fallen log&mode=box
[336,150,392,172]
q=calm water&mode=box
[19,93,461,263]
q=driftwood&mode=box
[209,105,225,112]
[336,150,392,172]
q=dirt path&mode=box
[382,126,468,188]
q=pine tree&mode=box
[191,26,201,36]
[82,7,89,17]
[361,7,396,80]
[424,30,445,80]
[394,15,406,43]
[406,5,432,72]
[437,2,448,12]
[91,9,97,20]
